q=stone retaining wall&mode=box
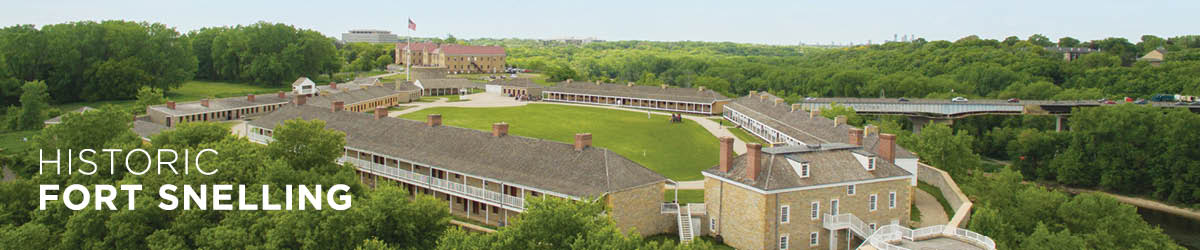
[916,163,973,228]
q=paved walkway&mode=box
[914,188,949,227]
[2,167,13,182]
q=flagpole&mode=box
[406,18,411,82]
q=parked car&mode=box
[1134,99,1148,104]
[951,97,969,102]
[1103,100,1116,104]
[898,98,909,102]
[804,97,817,101]
[1007,98,1020,103]
[1097,98,1108,103]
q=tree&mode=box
[1072,52,1121,69]
[265,118,346,171]
[357,185,449,249]
[134,86,165,112]
[13,80,49,130]
[909,123,980,177]
[149,122,234,149]
[1027,34,1054,47]
[373,54,393,70]
[819,102,864,126]
[1058,37,1081,47]
[445,34,457,44]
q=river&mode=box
[1138,208,1200,250]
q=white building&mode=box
[342,29,400,43]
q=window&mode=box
[847,185,856,195]
[710,218,717,233]
[830,199,839,215]
[779,235,789,250]
[800,163,810,177]
[810,202,820,220]
[889,192,897,209]
[869,194,878,211]
[810,232,819,246]
[869,223,877,231]
[867,157,876,170]
[780,205,790,223]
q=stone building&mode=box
[414,78,483,96]
[542,80,732,115]
[245,103,675,236]
[394,43,507,74]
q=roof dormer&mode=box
[786,157,810,178]
[851,150,877,172]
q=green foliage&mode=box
[149,122,234,149]
[819,102,864,126]
[265,118,347,171]
[12,80,48,130]
[908,123,980,178]
[188,22,340,86]
[134,86,165,113]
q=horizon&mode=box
[0,0,1195,45]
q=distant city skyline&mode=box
[0,0,1194,45]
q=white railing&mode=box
[661,203,680,214]
[687,203,706,215]
[856,224,996,250]
[950,227,997,250]
[677,203,694,243]
[248,133,273,144]
[823,213,874,238]
[341,156,524,209]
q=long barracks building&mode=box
[246,102,676,235]
[541,80,732,115]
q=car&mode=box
[1007,98,1020,103]
[951,97,968,102]
[1134,99,1148,104]
[1097,98,1109,103]
[804,97,817,101]
[1103,100,1116,104]
[898,98,909,102]
[1176,101,1189,105]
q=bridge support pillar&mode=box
[909,117,953,134]
[1055,115,1068,132]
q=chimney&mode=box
[200,99,210,108]
[760,94,768,102]
[294,95,307,106]
[277,91,286,99]
[247,94,255,102]
[749,90,758,97]
[746,143,763,181]
[427,114,442,127]
[330,82,338,89]
[791,104,803,112]
[878,133,896,163]
[719,137,734,173]
[566,79,573,83]
[849,128,864,146]
[492,122,509,137]
[331,101,344,112]
[810,109,822,119]
[595,80,601,85]
[698,86,706,92]
[834,115,847,127]
[574,133,592,151]
[660,84,668,89]
[774,98,784,106]
[865,125,879,137]
[627,82,635,87]
[374,106,387,119]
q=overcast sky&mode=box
[0,0,1193,45]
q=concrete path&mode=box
[914,188,949,227]
[2,167,14,182]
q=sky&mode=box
[0,0,1194,45]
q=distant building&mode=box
[1138,48,1167,66]
[293,77,317,96]
[394,43,507,74]
[549,36,600,45]
[1044,46,1098,61]
[342,29,400,43]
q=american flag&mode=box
[408,19,416,31]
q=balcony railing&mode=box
[248,133,273,144]
[860,224,996,250]
[339,156,525,210]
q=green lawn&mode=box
[664,189,704,204]
[166,81,291,102]
[910,202,922,223]
[918,181,955,218]
[399,104,719,180]
[645,234,734,250]
[0,130,40,152]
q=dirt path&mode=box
[914,188,949,227]
[2,167,14,182]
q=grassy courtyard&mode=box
[166,81,291,102]
[664,189,704,204]
[0,130,40,152]
[399,104,719,180]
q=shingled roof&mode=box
[726,93,915,159]
[415,78,484,90]
[307,83,402,108]
[396,42,439,52]
[147,93,293,116]
[703,143,912,191]
[132,116,170,140]
[247,105,668,197]
[547,81,731,103]
[439,44,505,55]
[44,106,96,125]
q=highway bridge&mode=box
[796,98,1200,132]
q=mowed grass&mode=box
[166,81,291,102]
[645,234,734,250]
[399,104,719,180]
[0,130,40,152]
[664,189,704,204]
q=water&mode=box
[1138,208,1200,250]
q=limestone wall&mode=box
[917,163,973,228]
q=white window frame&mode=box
[847,185,856,195]
[810,201,820,220]
[889,192,897,209]
[780,205,790,223]
[810,232,819,246]
[780,234,789,250]
[869,194,878,211]
[869,223,877,231]
[867,157,876,170]
[830,199,839,215]
[710,218,717,233]
[800,162,810,177]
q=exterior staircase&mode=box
[823,213,875,239]
[677,204,694,243]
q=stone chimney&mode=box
[427,114,442,127]
[294,95,307,106]
[566,79,573,83]
[864,125,879,137]
[492,122,509,137]
[698,86,706,92]
[746,143,763,181]
[849,128,864,146]
[879,133,896,163]
[760,94,769,102]
[331,101,344,112]
[595,80,601,85]
[330,82,338,89]
[660,84,668,89]
[374,106,387,119]
[628,82,635,87]
[749,90,758,97]
[774,98,784,106]
[810,109,821,119]
[200,99,210,108]
[574,133,592,151]
[277,91,286,99]
[166,101,176,110]
[247,94,255,102]
[834,115,847,127]
[791,104,803,112]
[719,137,734,173]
